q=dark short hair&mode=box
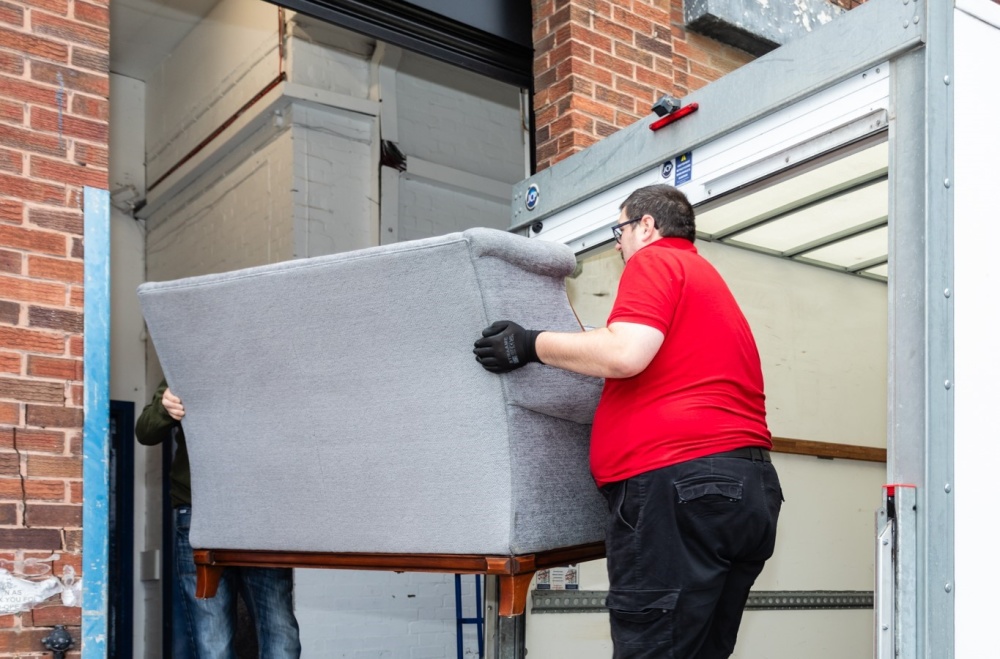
[619,184,695,242]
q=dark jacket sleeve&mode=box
[135,379,177,446]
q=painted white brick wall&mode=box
[145,0,280,183]
[396,52,525,185]
[290,103,376,257]
[145,131,296,281]
[392,50,525,243]
[397,177,509,242]
[296,571,483,658]
[287,18,373,98]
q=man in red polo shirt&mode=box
[474,184,782,659]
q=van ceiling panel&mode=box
[728,180,888,254]
[695,142,889,238]
[798,225,889,270]
[864,263,888,278]
[698,139,888,280]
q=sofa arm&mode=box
[463,228,577,279]
[505,366,602,425]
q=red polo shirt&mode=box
[590,238,771,487]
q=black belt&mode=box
[712,447,771,462]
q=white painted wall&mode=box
[287,17,373,98]
[145,130,296,281]
[144,0,280,184]
[295,570,483,658]
[108,72,153,657]
[397,177,510,241]
[290,103,376,256]
[954,2,1000,657]
[390,50,526,242]
[396,52,525,185]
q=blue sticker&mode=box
[660,160,673,179]
[525,184,540,211]
[674,152,693,186]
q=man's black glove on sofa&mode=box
[474,321,542,373]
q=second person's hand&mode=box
[162,387,186,421]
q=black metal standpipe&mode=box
[41,624,74,659]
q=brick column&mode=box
[0,0,108,652]
[531,0,753,171]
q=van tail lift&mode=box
[649,95,699,132]
[875,484,917,659]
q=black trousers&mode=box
[601,452,783,659]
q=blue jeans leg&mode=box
[239,567,301,658]
[172,557,195,659]
[175,507,237,659]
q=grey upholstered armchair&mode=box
[138,228,606,615]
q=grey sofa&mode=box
[138,228,605,563]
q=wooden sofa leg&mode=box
[195,564,224,599]
[498,572,535,617]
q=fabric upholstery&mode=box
[138,228,604,555]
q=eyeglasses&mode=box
[611,217,643,243]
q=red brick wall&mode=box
[0,0,108,651]
[531,0,754,170]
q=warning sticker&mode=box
[675,152,693,186]
[535,565,579,590]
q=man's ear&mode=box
[641,214,656,238]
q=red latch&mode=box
[650,103,699,132]
[883,483,916,497]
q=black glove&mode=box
[473,321,542,373]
